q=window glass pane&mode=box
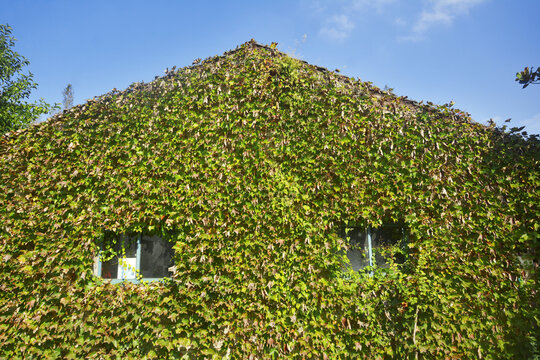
[120,234,138,258]
[371,226,403,268]
[118,257,137,279]
[339,225,406,271]
[101,257,118,279]
[101,233,138,279]
[140,235,174,278]
[341,227,369,271]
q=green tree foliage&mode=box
[0,24,54,135]
[516,66,540,88]
[0,41,538,359]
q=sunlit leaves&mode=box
[0,41,538,359]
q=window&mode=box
[340,225,407,272]
[95,232,175,283]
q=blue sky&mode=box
[2,0,539,134]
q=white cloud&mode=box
[319,14,355,41]
[349,0,395,12]
[405,0,487,41]
[287,34,308,59]
[313,0,487,42]
[394,17,407,26]
[316,0,395,41]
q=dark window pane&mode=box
[339,225,406,271]
[101,257,118,279]
[341,227,370,271]
[371,226,403,268]
[140,235,174,278]
[119,234,138,258]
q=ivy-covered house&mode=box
[0,40,538,359]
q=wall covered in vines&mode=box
[0,41,538,359]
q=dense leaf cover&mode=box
[0,41,538,359]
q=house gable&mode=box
[0,40,538,359]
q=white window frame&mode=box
[95,233,173,284]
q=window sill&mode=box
[101,277,171,285]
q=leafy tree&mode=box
[516,66,540,88]
[62,83,73,110]
[0,24,55,135]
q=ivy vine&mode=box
[0,40,538,359]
